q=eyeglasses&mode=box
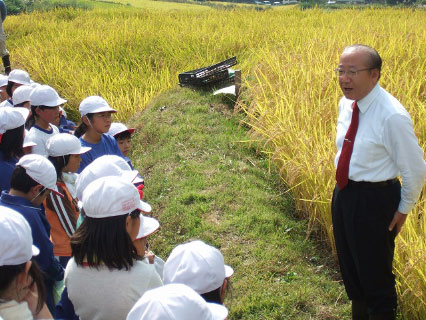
[334,68,373,78]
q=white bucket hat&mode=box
[8,69,31,86]
[163,240,234,294]
[126,283,228,320]
[23,129,37,148]
[46,133,91,157]
[0,207,40,266]
[12,85,34,106]
[30,85,67,107]
[0,107,29,136]
[0,74,8,87]
[82,176,147,218]
[17,154,63,197]
[75,156,139,200]
[79,96,116,117]
[107,122,135,137]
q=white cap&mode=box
[163,240,234,294]
[17,154,62,197]
[0,107,29,134]
[30,85,67,107]
[101,155,144,185]
[30,81,41,89]
[12,85,34,106]
[82,176,147,218]
[0,74,8,87]
[126,284,228,320]
[0,207,40,266]
[79,96,116,116]
[136,215,160,239]
[75,156,139,201]
[107,122,135,137]
[46,133,91,157]
[23,129,37,148]
[8,69,31,86]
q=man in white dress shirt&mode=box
[331,44,426,320]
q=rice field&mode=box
[5,3,426,318]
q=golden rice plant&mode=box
[6,5,425,318]
[242,8,426,318]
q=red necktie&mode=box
[336,101,359,190]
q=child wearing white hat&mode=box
[65,176,162,320]
[12,85,32,110]
[26,85,67,157]
[0,206,52,320]
[44,134,91,268]
[0,107,29,193]
[107,122,136,169]
[0,154,64,314]
[74,96,123,173]
[126,283,228,320]
[163,240,234,305]
[0,69,31,108]
[74,154,150,227]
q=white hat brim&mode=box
[208,302,228,320]
[23,141,37,148]
[43,97,67,107]
[137,200,152,213]
[120,170,139,184]
[224,265,234,278]
[32,245,40,257]
[74,146,92,155]
[136,215,160,239]
[85,106,116,115]
[133,176,144,184]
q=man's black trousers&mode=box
[332,180,400,315]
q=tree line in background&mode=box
[5,0,426,13]
[4,0,92,15]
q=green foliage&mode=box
[125,87,351,319]
[4,0,93,15]
[4,0,26,15]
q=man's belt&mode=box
[347,178,399,189]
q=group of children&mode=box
[0,69,233,320]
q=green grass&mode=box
[126,87,350,319]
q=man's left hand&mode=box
[388,211,408,236]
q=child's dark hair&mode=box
[10,166,40,193]
[0,125,25,160]
[71,208,139,270]
[74,113,94,138]
[6,81,15,98]
[27,105,50,128]
[48,155,71,181]
[0,259,46,314]
[201,287,222,304]
[201,279,231,305]
[114,130,131,141]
